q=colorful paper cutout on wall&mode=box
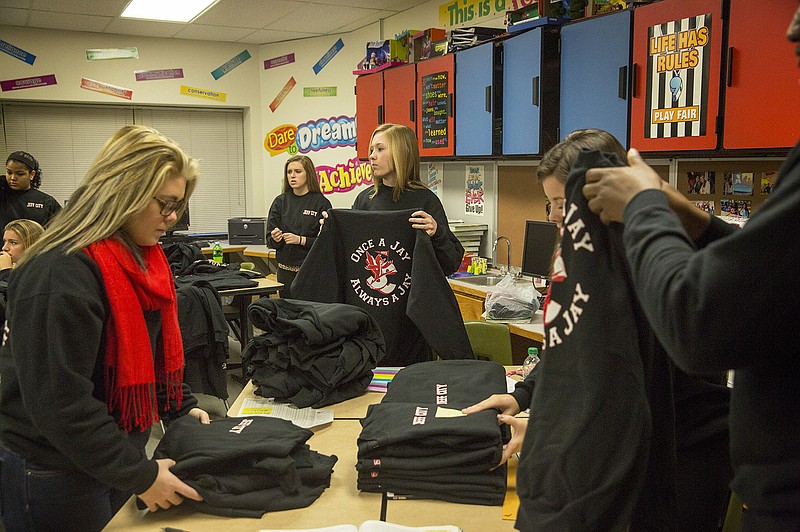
[0,39,36,64]
[211,49,251,80]
[180,85,226,102]
[80,77,133,100]
[313,38,344,75]
[1,74,56,92]
[265,53,295,69]
[135,68,184,81]
[269,77,297,112]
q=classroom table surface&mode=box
[227,381,383,420]
[105,421,383,531]
[109,367,522,531]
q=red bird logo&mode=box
[364,250,397,294]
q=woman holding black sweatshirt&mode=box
[0,125,210,531]
[267,155,331,299]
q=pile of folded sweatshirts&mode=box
[356,360,508,505]
[154,416,337,518]
[242,298,384,408]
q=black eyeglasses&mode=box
[153,197,186,217]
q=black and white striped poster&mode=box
[645,14,712,139]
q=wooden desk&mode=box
[105,421,383,531]
[243,245,277,275]
[448,279,544,363]
[200,241,248,263]
[218,277,283,347]
[227,380,383,420]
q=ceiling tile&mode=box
[237,28,320,45]
[29,10,112,32]
[195,0,305,29]
[31,0,127,17]
[103,18,186,39]
[171,24,255,43]
[0,0,30,8]
[271,3,380,34]
[316,0,421,10]
[0,6,29,25]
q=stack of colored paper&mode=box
[367,367,401,392]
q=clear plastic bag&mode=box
[484,274,540,321]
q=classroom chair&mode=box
[464,320,513,366]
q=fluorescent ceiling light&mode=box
[121,0,220,23]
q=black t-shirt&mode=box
[0,186,62,229]
[267,191,331,267]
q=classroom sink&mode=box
[457,275,504,287]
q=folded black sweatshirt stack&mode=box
[357,360,508,505]
[154,416,337,518]
[242,298,384,408]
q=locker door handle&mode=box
[410,99,415,122]
[447,93,454,117]
[726,47,734,87]
[378,105,383,125]
[618,65,628,100]
[631,63,638,99]
[532,76,540,107]
[485,86,492,113]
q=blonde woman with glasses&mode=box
[0,125,210,531]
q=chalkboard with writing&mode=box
[421,71,449,148]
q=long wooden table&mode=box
[109,377,519,531]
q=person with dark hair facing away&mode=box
[353,123,464,275]
[2,151,62,230]
[0,125,211,532]
[267,154,331,299]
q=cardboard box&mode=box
[228,217,267,245]
[394,29,419,62]
[365,39,407,70]
[412,28,447,62]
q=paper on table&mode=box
[435,406,466,418]
[238,397,333,429]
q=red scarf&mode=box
[84,239,184,432]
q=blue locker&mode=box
[560,10,632,146]
[502,27,560,155]
[455,42,500,156]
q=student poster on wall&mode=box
[645,13,712,139]
[420,71,449,149]
[426,162,443,199]
[465,165,484,216]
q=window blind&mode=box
[1,102,246,233]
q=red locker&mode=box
[416,54,455,157]
[630,0,724,152]
[724,0,799,149]
[355,73,383,159]
[383,63,417,131]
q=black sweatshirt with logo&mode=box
[291,208,472,366]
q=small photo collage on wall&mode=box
[685,167,777,222]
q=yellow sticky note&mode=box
[435,406,466,418]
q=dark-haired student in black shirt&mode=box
[2,151,61,229]
[267,155,331,299]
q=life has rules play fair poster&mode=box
[645,13,712,139]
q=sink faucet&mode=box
[492,236,511,274]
